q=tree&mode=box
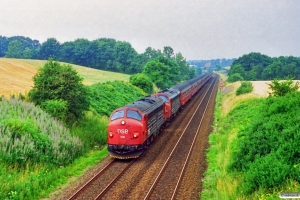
[163,46,174,59]
[29,60,90,123]
[267,78,299,97]
[5,40,23,58]
[39,38,60,60]
[129,73,153,94]
[113,41,138,74]
[143,59,171,89]
[175,52,190,80]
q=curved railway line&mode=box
[53,74,219,200]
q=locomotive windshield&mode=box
[127,110,142,121]
[111,110,125,120]
[159,96,169,103]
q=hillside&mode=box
[0,58,130,97]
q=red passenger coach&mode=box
[107,96,164,159]
[152,88,180,121]
[171,72,212,106]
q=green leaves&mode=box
[228,92,300,194]
[236,81,253,95]
[29,60,89,123]
[129,73,153,94]
[267,78,299,97]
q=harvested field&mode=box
[0,58,37,97]
[0,58,130,98]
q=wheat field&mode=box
[0,58,130,98]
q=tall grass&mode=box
[0,148,108,200]
[0,97,84,167]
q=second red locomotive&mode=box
[107,72,212,159]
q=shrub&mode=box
[88,80,145,116]
[227,73,244,82]
[268,78,299,97]
[29,60,90,123]
[0,98,84,167]
[129,73,153,94]
[41,99,67,121]
[236,81,253,96]
[228,92,300,194]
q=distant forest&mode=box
[188,58,236,70]
[228,52,300,81]
[0,35,201,76]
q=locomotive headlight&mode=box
[109,132,113,138]
[121,120,125,125]
[133,133,139,138]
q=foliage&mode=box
[228,92,300,194]
[1,35,192,77]
[39,38,61,60]
[0,148,107,200]
[227,73,244,82]
[229,52,300,80]
[5,40,23,58]
[236,81,253,96]
[129,73,153,94]
[28,60,90,123]
[40,99,67,121]
[267,78,299,97]
[142,56,182,89]
[88,80,146,116]
[0,98,84,167]
[71,113,108,150]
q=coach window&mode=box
[111,110,125,120]
[127,110,142,121]
[159,96,169,103]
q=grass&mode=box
[202,77,300,199]
[0,148,108,200]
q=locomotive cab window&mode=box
[159,96,169,103]
[111,110,125,120]
[127,110,142,121]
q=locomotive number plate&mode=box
[117,129,129,134]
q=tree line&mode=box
[228,52,300,81]
[0,35,195,81]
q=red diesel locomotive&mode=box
[107,72,212,159]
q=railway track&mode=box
[60,74,218,200]
[68,159,134,200]
[143,76,217,200]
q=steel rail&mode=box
[68,159,115,200]
[170,77,217,199]
[143,78,215,200]
[94,159,135,200]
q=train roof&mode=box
[171,72,211,92]
[124,95,164,114]
[156,88,180,99]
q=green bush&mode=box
[88,80,145,116]
[227,73,244,82]
[268,78,299,97]
[236,81,253,96]
[228,92,300,194]
[129,73,153,94]
[41,99,67,121]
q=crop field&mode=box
[0,58,130,97]
[0,58,38,97]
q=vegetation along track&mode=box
[55,74,218,200]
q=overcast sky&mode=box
[1,0,299,60]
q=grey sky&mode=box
[1,0,299,60]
